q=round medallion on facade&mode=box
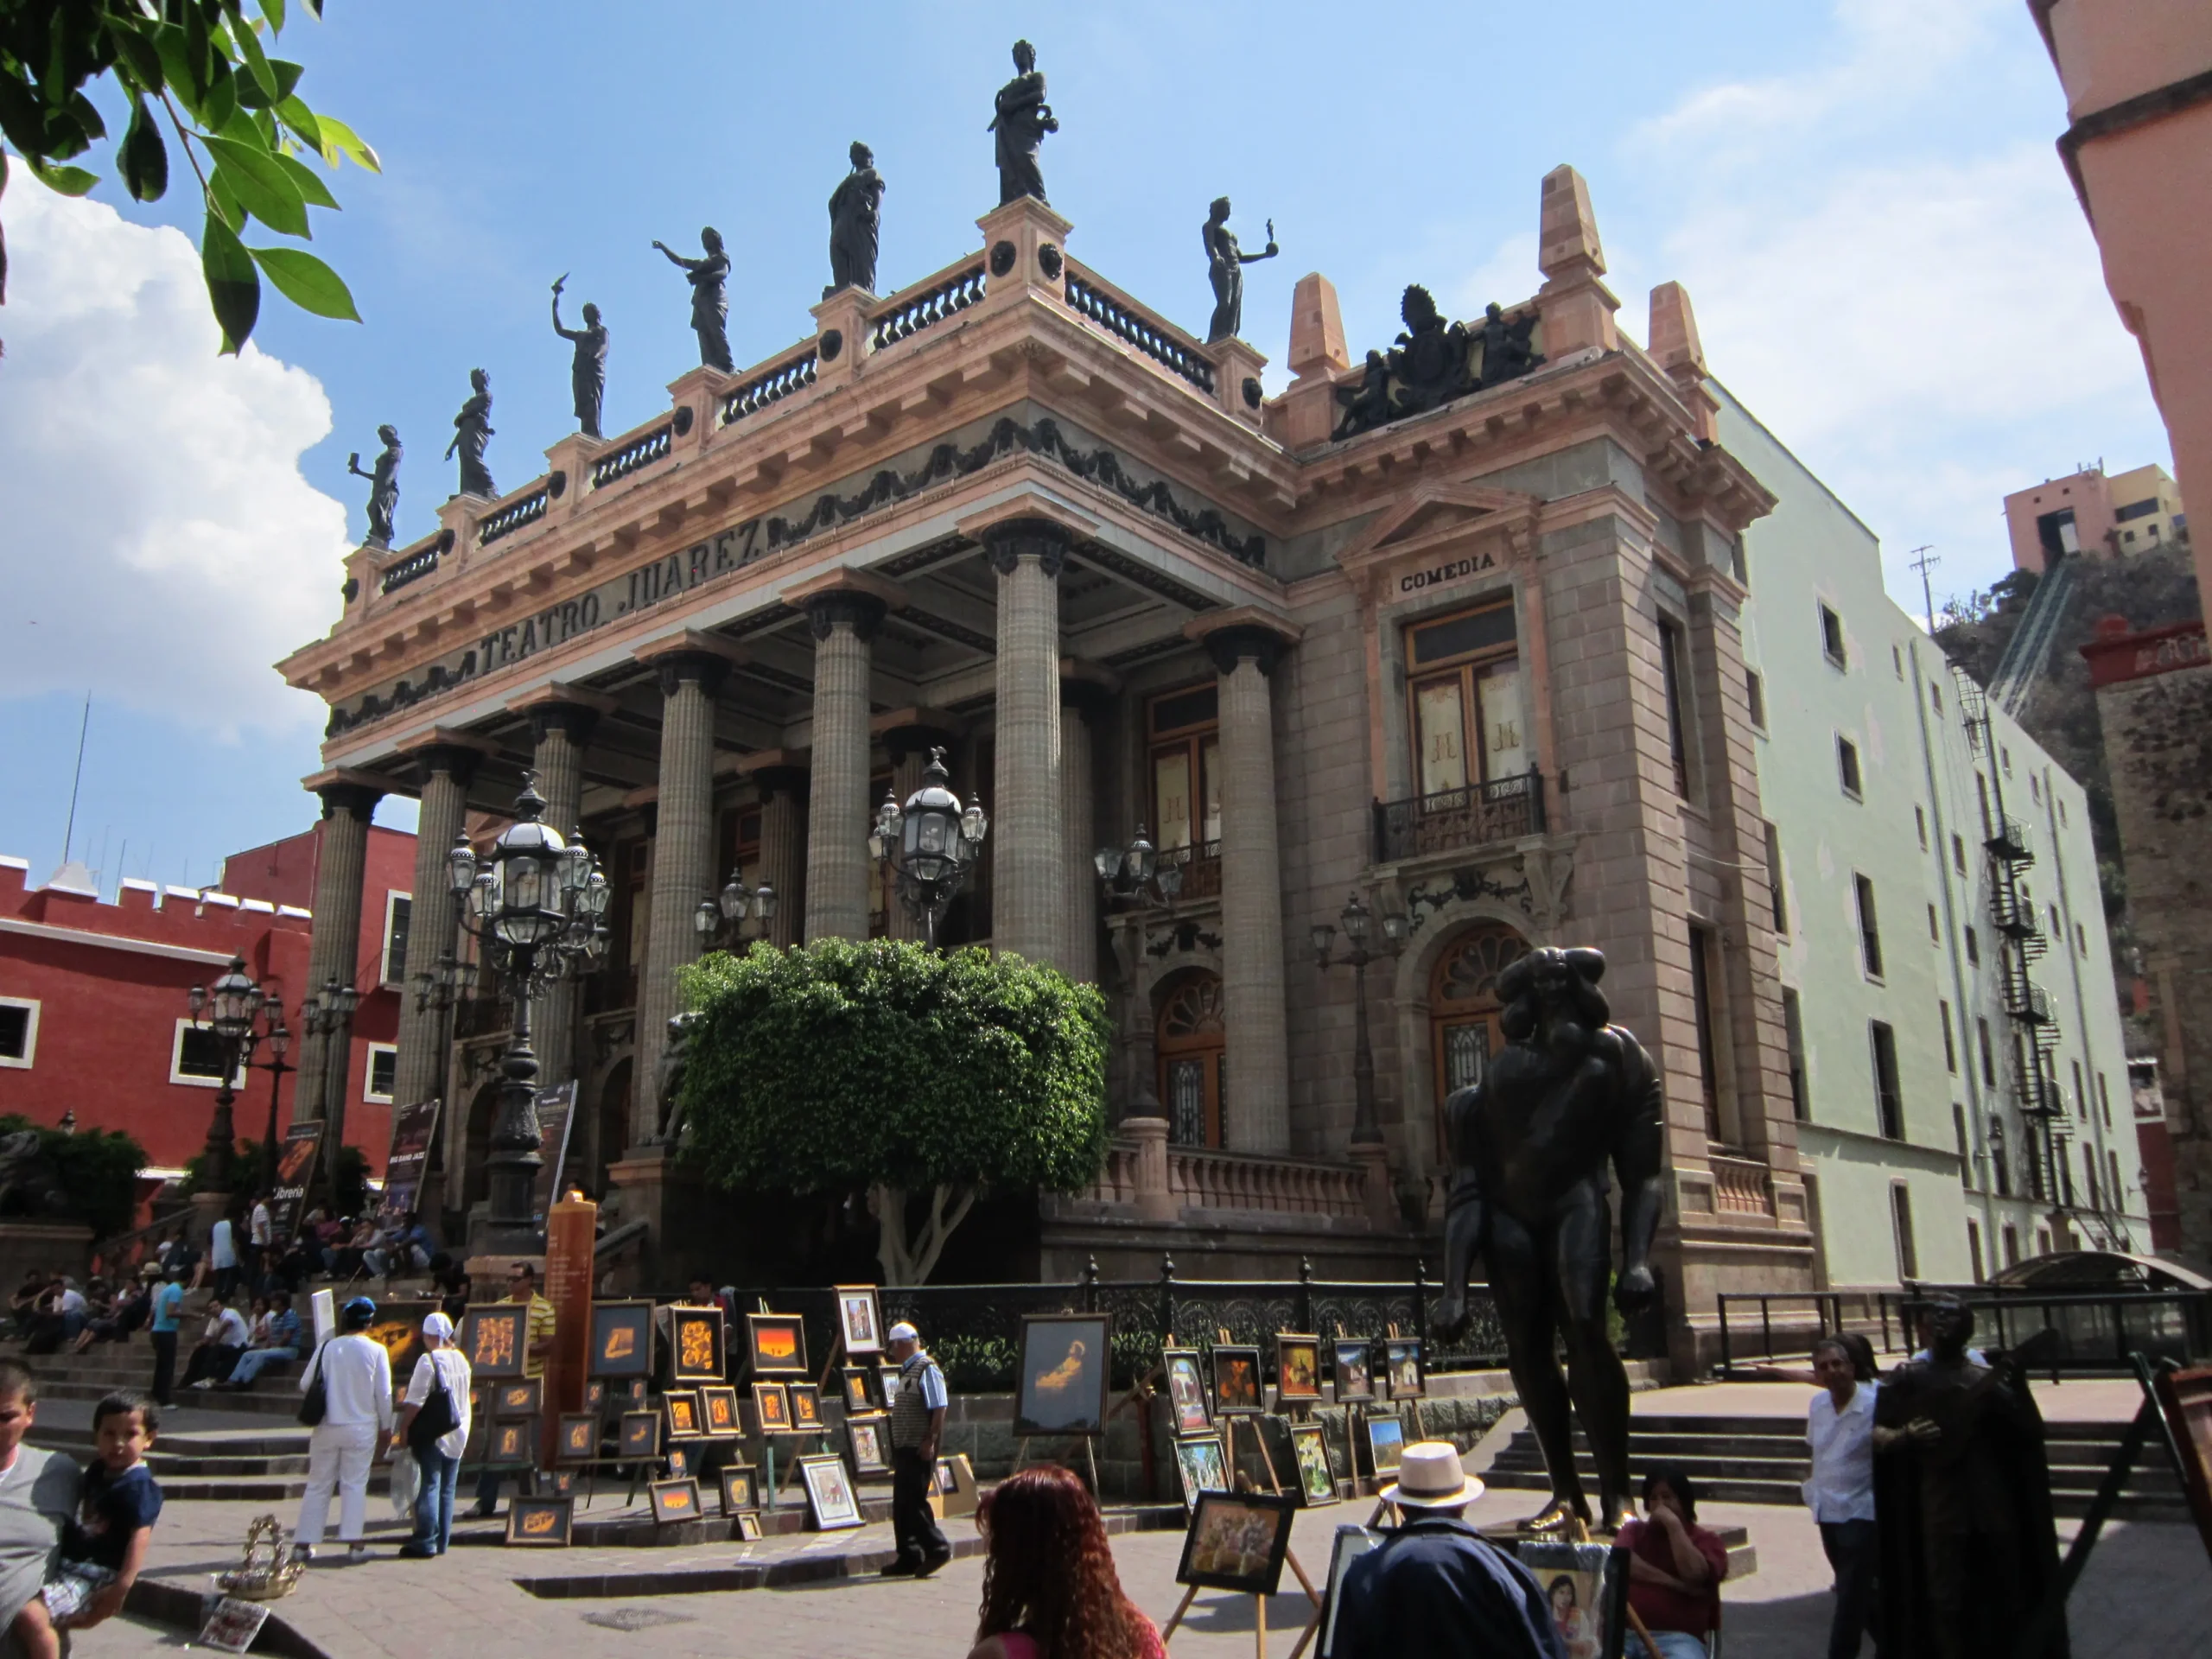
[435,528,456,555]
[1037,243,1064,281]
[1243,377,1263,410]
[989,240,1018,277]
[820,327,844,363]
[341,577,359,605]
[549,469,567,499]
[672,405,695,437]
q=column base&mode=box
[188,1190,232,1249]
[1351,1142,1397,1227]
[1124,1116,1175,1224]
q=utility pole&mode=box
[1909,545,1941,633]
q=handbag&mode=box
[296,1344,327,1427]
[408,1353,460,1448]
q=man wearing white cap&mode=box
[880,1321,951,1578]
[1333,1441,1566,1659]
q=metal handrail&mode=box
[1715,1286,2209,1376]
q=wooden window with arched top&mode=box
[1155,970,1227,1149]
[1427,924,1528,1160]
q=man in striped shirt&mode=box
[470,1263,557,1518]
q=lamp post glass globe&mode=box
[874,747,986,948]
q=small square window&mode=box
[1966,926,1980,966]
[2001,747,2012,779]
[1837,735,1863,798]
[365,1044,397,1104]
[1952,834,1967,876]
[1745,668,1766,731]
[1854,874,1885,979]
[1820,603,1847,667]
[170,1020,245,1089]
[1929,680,1943,715]
[0,1000,37,1069]
[1927,903,1940,942]
[1915,806,1929,850]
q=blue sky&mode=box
[0,0,2169,893]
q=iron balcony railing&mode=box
[1986,814,2035,865]
[1373,768,1545,865]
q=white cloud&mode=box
[0,184,349,739]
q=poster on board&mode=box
[267,1121,325,1240]
[382,1098,443,1219]
[529,1082,579,1226]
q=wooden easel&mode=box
[1220,1327,1286,1495]
[1160,1548,1324,1657]
[1384,1322,1427,1441]
[1012,1430,1103,1496]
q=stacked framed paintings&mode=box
[745,1312,809,1379]
[1177,1491,1299,1597]
[1014,1313,1113,1439]
[665,1446,692,1481]
[486,1418,535,1466]
[1332,1339,1374,1403]
[1289,1422,1339,1507]
[846,1414,890,1475]
[1164,1349,1211,1434]
[700,1385,742,1437]
[1211,1345,1263,1416]
[798,1453,862,1531]
[556,1413,598,1463]
[662,1389,703,1440]
[493,1379,542,1419]
[788,1383,824,1433]
[618,1411,660,1460]
[462,1305,528,1380]
[1275,1334,1322,1404]
[840,1365,882,1414]
[718,1465,758,1516]
[666,1304,727,1385]
[1383,1338,1425,1400]
[648,1478,702,1525]
[591,1301,654,1378]
[834,1286,885,1357]
[1366,1413,1406,1473]
[505,1495,573,1548]
[751,1382,793,1434]
[1173,1433,1230,1514]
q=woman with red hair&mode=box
[965,1465,1165,1659]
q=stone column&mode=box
[802,594,884,943]
[294,779,384,1156]
[390,747,479,1113]
[1059,683,1107,982]
[987,521,1068,971]
[632,648,729,1140]
[530,702,598,1089]
[881,725,951,943]
[1209,628,1293,1154]
[753,765,809,950]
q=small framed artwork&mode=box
[549,1470,577,1497]
[1276,1333,1323,1402]
[735,1511,763,1541]
[505,1495,573,1548]
[556,1413,599,1464]
[1333,1339,1374,1403]
[932,1452,979,1519]
[662,1389,703,1440]
[1318,1526,1389,1659]
[1211,1344,1264,1415]
[1518,1541,1633,1659]
[618,1410,660,1460]
[590,1300,655,1377]
[798,1452,863,1531]
[196,1598,273,1655]
[1366,1413,1406,1473]
[788,1383,824,1433]
[1289,1422,1339,1507]
[648,1477,702,1525]
[1178,1491,1300,1597]
[752,1382,792,1433]
[700,1385,742,1437]
[487,1416,537,1467]
[665,1446,691,1481]
[668,1304,727,1384]
[1163,1348,1211,1433]
[1014,1313,1114,1438]
[841,1365,881,1414]
[1173,1433,1230,1513]
[1384,1338,1426,1400]
[582,1380,607,1415]
[462,1305,528,1380]
[718,1465,758,1516]
[623,1377,651,1407]
[846,1414,890,1474]
[877,1362,902,1406]
[494,1379,543,1419]
[833,1285,885,1356]
[746,1312,809,1376]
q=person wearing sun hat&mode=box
[1333,1441,1567,1659]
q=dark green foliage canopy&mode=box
[678,940,1111,1201]
[0,2,374,350]
[0,1115,144,1236]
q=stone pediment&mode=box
[1336,484,1541,588]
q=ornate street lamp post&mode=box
[1094,824,1184,909]
[1313,893,1409,1148]
[694,869,779,951]
[184,956,267,1194]
[448,777,609,1249]
[869,747,988,950]
[410,948,480,1106]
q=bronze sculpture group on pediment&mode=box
[1334,285,1544,441]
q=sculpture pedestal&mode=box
[605,1143,724,1289]
[1352,1142,1398,1227]
[1123,1115,1175,1224]
[188,1190,232,1251]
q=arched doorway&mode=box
[1427,922,1529,1158]
[594,1059,633,1197]
[463,1078,501,1214]
[1154,969,1226,1148]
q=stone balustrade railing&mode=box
[590,414,686,490]
[1709,1153,1776,1217]
[1077,1135,1369,1220]
[1063,261,1217,396]
[377,531,448,595]
[478,473,564,547]
[870,258,988,351]
[721,346,819,426]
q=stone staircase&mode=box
[1481,1412,2190,1522]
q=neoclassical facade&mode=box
[280,168,1813,1362]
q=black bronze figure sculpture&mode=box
[1474,301,1541,388]
[652,1010,702,1145]
[346,424,401,546]
[1431,946,1665,1533]
[1333,285,1546,439]
[989,39,1058,206]
[1873,1300,2069,1659]
[654,227,734,373]
[550,275,607,440]
[827,141,885,296]
[444,370,496,499]
[1202,197,1277,343]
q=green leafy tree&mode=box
[0,1115,146,1236]
[679,940,1111,1285]
[1,1,375,351]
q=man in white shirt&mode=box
[1804,1337,1879,1659]
[207,1213,238,1299]
[182,1296,251,1389]
[248,1198,273,1289]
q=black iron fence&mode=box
[1372,769,1545,864]
[1716,1286,2210,1376]
[716,1258,1506,1395]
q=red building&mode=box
[0,820,416,1181]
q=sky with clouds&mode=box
[0,0,2170,892]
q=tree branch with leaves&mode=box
[1,0,374,352]
[677,940,1111,1286]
